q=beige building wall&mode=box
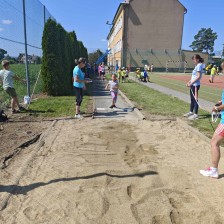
[108,9,124,67]
[123,0,186,68]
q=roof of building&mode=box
[107,0,187,40]
[107,3,127,40]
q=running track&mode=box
[161,75,224,89]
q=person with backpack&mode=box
[0,60,26,114]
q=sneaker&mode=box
[200,167,219,179]
[109,105,114,109]
[184,112,193,117]
[12,109,20,114]
[74,114,83,119]
[19,106,26,111]
[188,114,199,120]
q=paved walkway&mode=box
[129,76,214,112]
[92,77,138,120]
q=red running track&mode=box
[162,75,224,89]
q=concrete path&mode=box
[92,77,138,120]
[129,76,215,113]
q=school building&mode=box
[107,0,208,72]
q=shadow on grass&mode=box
[0,170,158,195]
[27,109,55,114]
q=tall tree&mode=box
[42,19,88,96]
[42,19,63,96]
[190,28,218,54]
[0,49,7,60]
[88,49,103,64]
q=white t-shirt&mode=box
[109,80,118,92]
[191,63,203,86]
[0,70,15,89]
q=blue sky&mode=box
[1,0,223,56]
[39,0,224,54]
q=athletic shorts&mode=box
[100,71,105,76]
[5,87,17,98]
[215,124,224,137]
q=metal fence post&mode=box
[22,0,30,97]
[44,5,46,24]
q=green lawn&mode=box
[28,95,89,118]
[106,74,219,138]
[1,64,91,118]
[130,72,222,103]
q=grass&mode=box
[0,64,42,108]
[106,74,219,138]
[137,72,222,103]
[1,64,91,118]
[28,81,92,118]
[28,95,89,118]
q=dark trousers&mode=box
[190,85,200,114]
[75,87,83,106]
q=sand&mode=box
[1,117,224,224]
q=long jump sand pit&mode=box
[1,117,224,223]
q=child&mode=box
[0,60,26,114]
[151,64,154,73]
[121,67,126,83]
[135,68,141,80]
[209,65,218,83]
[143,69,150,82]
[105,74,119,109]
[125,68,129,82]
[200,62,224,178]
[117,67,122,83]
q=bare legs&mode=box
[210,133,224,168]
[11,96,20,111]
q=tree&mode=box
[0,49,7,61]
[41,19,88,96]
[88,49,103,64]
[190,28,218,54]
[42,19,63,96]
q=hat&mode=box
[1,60,9,67]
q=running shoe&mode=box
[184,112,193,117]
[74,114,83,119]
[188,114,199,120]
[12,109,20,114]
[109,105,114,109]
[200,167,219,179]
[19,106,26,111]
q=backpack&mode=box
[0,110,8,122]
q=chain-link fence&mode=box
[0,0,54,109]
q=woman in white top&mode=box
[184,54,204,120]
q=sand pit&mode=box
[1,117,224,224]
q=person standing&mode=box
[98,63,102,78]
[121,67,126,83]
[73,58,88,119]
[0,60,26,114]
[184,54,203,120]
[100,63,106,81]
[125,68,129,82]
[151,64,154,73]
[209,65,218,83]
[200,62,224,178]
